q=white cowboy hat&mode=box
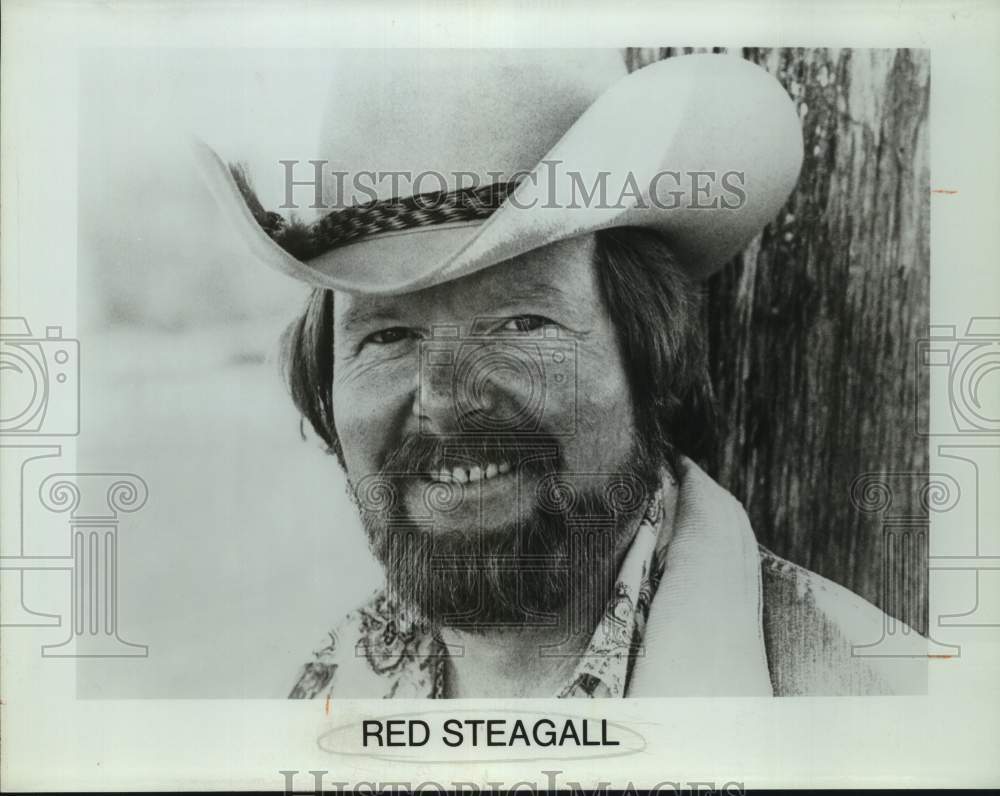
[192,49,803,295]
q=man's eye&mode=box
[364,327,412,345]
[500,315,551,333]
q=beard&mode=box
[348,430,663,634]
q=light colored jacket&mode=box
[757,544,928,695]
[627,459,927,696]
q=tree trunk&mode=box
[626,48,931,633]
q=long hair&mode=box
[592,227,718,473]
[280,227,718,473]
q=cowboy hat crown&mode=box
[193,49,803,294]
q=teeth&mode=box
[430,462,511,483]
[479,461,510,481]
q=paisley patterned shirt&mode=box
[289,485,671,699]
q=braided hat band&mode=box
[229,163,524,263]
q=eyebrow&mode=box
[472,280,575,318]
[492,280,571,306]
[337,305,402,333]
[337,279,572,332]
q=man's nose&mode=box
[415,343,539,434]
[415,351,460,433]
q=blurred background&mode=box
[75,49,380,697]
[71,47,929,697]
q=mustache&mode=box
[378,432,566,476]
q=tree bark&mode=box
[626,48,931,632]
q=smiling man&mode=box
[284,229,698,698]
[196,48,927,697]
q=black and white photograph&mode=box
[2,0,999,791]
[72,44,932,700]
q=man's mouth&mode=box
[427,461,513,484]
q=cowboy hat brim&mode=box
[192,53,803,296]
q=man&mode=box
[195,49,927,697]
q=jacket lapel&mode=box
[628,458,773,696]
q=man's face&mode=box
[333,234,637,522]
[331,233,658,627]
